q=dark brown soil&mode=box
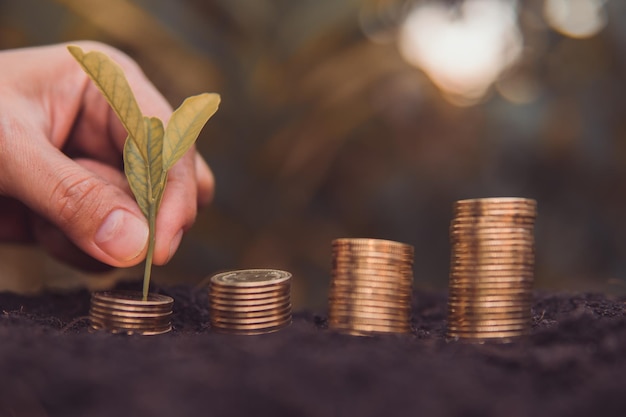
[1,282,626,417]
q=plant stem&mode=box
[142,207,157,301]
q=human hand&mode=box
[0,41,214,271]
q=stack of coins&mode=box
[209,269,292,335]
[89,291,173,335]
[446,197,537,342]
[328,238,414,336]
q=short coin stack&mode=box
[209,269,292,335]
[447,197,537,342]
[328,238,414,336]
[89,291,173,335]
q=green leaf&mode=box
[123,117,165,219]
[145,116,166,210]
[67,45,147,160]
[162,93,220,170]
[123,136,149,218]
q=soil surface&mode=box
[1,282,626,417]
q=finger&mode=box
[152,150,197,265]
[1,133,149,268]
[195,152,214,207]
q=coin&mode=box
[89,291,173,335]
[329,322,411,334]
[328,238,413,336]
[332,238,414,253]
[208,269,293,335]
[446,197,536,342]
[211,269,291,287]
[211,318,292,331]
[210,294,291,307]
[211,311,292,325]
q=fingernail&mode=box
[167,229,184,263]
[95,209,148,262]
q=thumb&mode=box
[2,145,149,267]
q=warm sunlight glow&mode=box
[543,0,607,39]
[398,0,522,105]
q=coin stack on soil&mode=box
[446,197,537,343]
[328,238,414,336]
[89,291,174,335]
[209,269,292,335]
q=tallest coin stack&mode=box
[446,198,537,342]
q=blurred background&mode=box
[0,0,625,309]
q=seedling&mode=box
[68,46,220,301]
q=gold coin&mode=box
[208,288,290,299]
[210,294,290,307]
[447,302,531,310]
[332,238,414,252]
[455,197,536,206]
[210,269,291,287]
[449,275,534,283]
[91,291,173,306]
[452,243,534,252]
[90,319,171,330]
[329,322,411,334]
[329,302,410,316]
[446,326,530,338]
[330,281,413,294]
[212,321,292,335]
[328,286,413,302]
[329,310,410,323]
[448,281,533,288]
[89,307,172,320]
[450,221,535,230]
[88,311,171,322]
[331,272,413,285]
[447,284,532,292]
[328,296,410,309]
[452,215,536,225]
[210,305,291,319]
[211,311,292,325]
[89,291,173,335]
[451,242,535,251]
[90,323,172,336]
[450,229,533,238]
[454,206,536,214]
[450,267,534,274]
[209,290,290,301]
[211,317,292,331]
[210,301,291,313]
[453,202,536,211]
[328,317,411,330]
[332,260,413,272]
[90,299,172,313]
[332,266,413,278]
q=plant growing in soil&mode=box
[68,46,220,301]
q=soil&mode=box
[0,281,625,417]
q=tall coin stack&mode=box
[328,238,414,336]
[447,197,537,342]
[89,291,173,335]
[209,269,292,335]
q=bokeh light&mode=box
[398,0,523,105]
[543,0,607,39]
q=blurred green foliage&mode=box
[1,0,626,308]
